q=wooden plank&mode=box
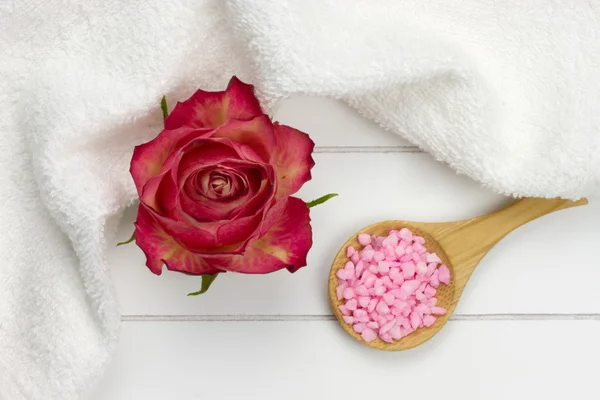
[93,320,600,400]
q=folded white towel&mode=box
[1,0,598,398]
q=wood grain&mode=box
[328,197,588,351]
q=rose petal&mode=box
[271,123,315,198]
[165,76,263,130]
[204,197,311,273]
[212,115,275,162]
[133,205,221,275]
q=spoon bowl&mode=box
[329,197,588,351]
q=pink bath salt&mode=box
[378,260,391,274]
[355,260,365,279]
[367,321,379,329]
[368,264,379,274]
[399,228,413,241]
[373,251,385,262]
[400,326,414,337]
[431,306,447,315]
[412,241,426,253]
[390,307,402,316]
[401,261,416,278]
[413,236,425,245]
[429,270,440,288]
[418,281,428,292]
[426,262,438,277]
[416,303,431,316]
[399,253,412,263]
[347,246,356,258]
[400,279,420,295]
[384,245,396,259]
[407,299,416,307]
[380,332,394,343]
[382,234,399,248]
[363,274,377,288]
[404,245,413,255]
[377,315,388,328]
[438,264,450,285]
[376,300,390,315]
[380,319,396,334]
[370,311,380,321]
[342,315,354,324]
[389,325,403,340]
[343,287,355,300]
[355,285,369,296]
[424,285,436,298]
[394,299,407,310]
[336,269,350,280]
[360,248,375,262]
[358,233,371,246]
[398,317,411,330]
[383,293,395,306]
[367,298,378,313]
[346,299,358,311]
[396,288,410,301]
[401,306,412,317]
[415,291,427,302]
[361,328,378,342]
[395,245,406,258]
[412,252,422,263]
[416,262,428,277]
[409,311,422,330]
[381,276,394,289]
[339,305,350,316]
[426,297,438,307]
[423,315,436,327]
[353,323,366,334]
[374,286,386,296]
[354,310,369,323]
[336,283,346,300]
[427,252,442,263]
[350,252,360,264]
[358,296,370,308]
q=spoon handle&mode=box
[436,197,587,284]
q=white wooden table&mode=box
[93,97,600,400]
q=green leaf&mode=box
[116,232,135,247]
[307,193,338,208]
[188,274,219,296]
[160,96,169,121]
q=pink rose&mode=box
[130,77,315,275]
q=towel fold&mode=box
[1,0,598,398]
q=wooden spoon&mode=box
[328,197,587,351]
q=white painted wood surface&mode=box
[92,97,600,399]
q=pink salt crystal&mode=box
[358,296,370,308]
[339,305,350,316]
[400,254,412,263]
[374,286,385,296]
[336,284,346,300]
[409,311,422,330]
[336,269,349,280]
[400,327,414,337]
[343,287,355,300]
[405,245,413,254]
[416,262,428,277]
[350,253,360,264]
[382,234,399,248]
[380,332,394,343]
[360,249,375,262]
[346,299,358,311]
[381,276,393,289]
[353,323,366,333]
[362,269,373,279]
[426,262,437,277]
[389,325,403,340]
[415,291,427,302]
[407,299,416,307]
[372,236,383,247]
[361,328,378,342]
[424,285,436,298]
[380,319,396,334]
[355,261,365,279]
[413,236,425,245]
[367,321,379,329]
[383,293,395,306]
[416,303,431,316]
[418,281,428,292]
[358,233,371,246]
[423,315,436,327]
[391,307,402,316]
[370,311,380,321]
[396,288,410,301]
[438,265,450,285]
[384,245,396,259]
[342,316,354,324]
[355,310,369,323]
[401,279,420,295]
[430,270,440,288]
[412,242,426,253]
[431,306,447,315]
[368,264,379,274]
[377,315,388,328]
[401,306,412,317]
[378,261,391,274]
[347,246,356,258]
[394,299,407,310]
[401,261,416,278]
[399,317,411,329]
[374,278,383,289]
[427,253,442,263]
[399,228,413,241]
[412,252,422,263]
[427,298,438,307]
[355,285,369,296]
[395,245,406,258]
[364,274,376,288]
[376,300,390,315]
[367,298,378,313]
[373,251,385,262]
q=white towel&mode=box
[1,0,598,398]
